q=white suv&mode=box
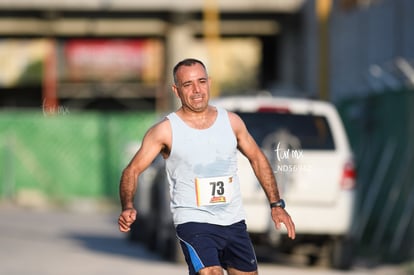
[212,95,356,269]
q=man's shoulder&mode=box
[223,109,241,122]
[145,116,171,139]
[152,116,171,131]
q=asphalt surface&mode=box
[0,203,410,275]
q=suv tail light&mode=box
[340,160,356,190]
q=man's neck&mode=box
[177,105,217,129]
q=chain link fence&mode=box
[0,110,156,207]
[338,89,414,263]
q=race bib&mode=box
[195,175,233,206]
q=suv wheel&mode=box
[329,237,354,270]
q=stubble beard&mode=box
[186,94,209,113]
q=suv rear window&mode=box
[237,112,335,150]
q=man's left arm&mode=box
[229,112,296,239]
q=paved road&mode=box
[0,203,409,275]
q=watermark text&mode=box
[274,142,311,173]
[42,99,70,116]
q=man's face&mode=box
[172,63,211,113]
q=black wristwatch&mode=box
[270,199,285,209]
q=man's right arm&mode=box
[118,119,170,232]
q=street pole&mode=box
[203,0,221,98]
[42,39,59,115]
[316,0,332,101]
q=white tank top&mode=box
[166,106,246,226]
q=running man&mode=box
[118,58,295,275]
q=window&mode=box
[237,112,335,150]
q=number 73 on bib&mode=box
[195,176,234,207]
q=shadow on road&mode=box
[67,232,164,261]
[67,231,306,267]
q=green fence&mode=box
[337,89,414,263]
[0,110,156,205]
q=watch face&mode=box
[271,199,285,209]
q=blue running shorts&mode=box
[176,220,258,275]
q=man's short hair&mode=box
[173,58,207,84]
